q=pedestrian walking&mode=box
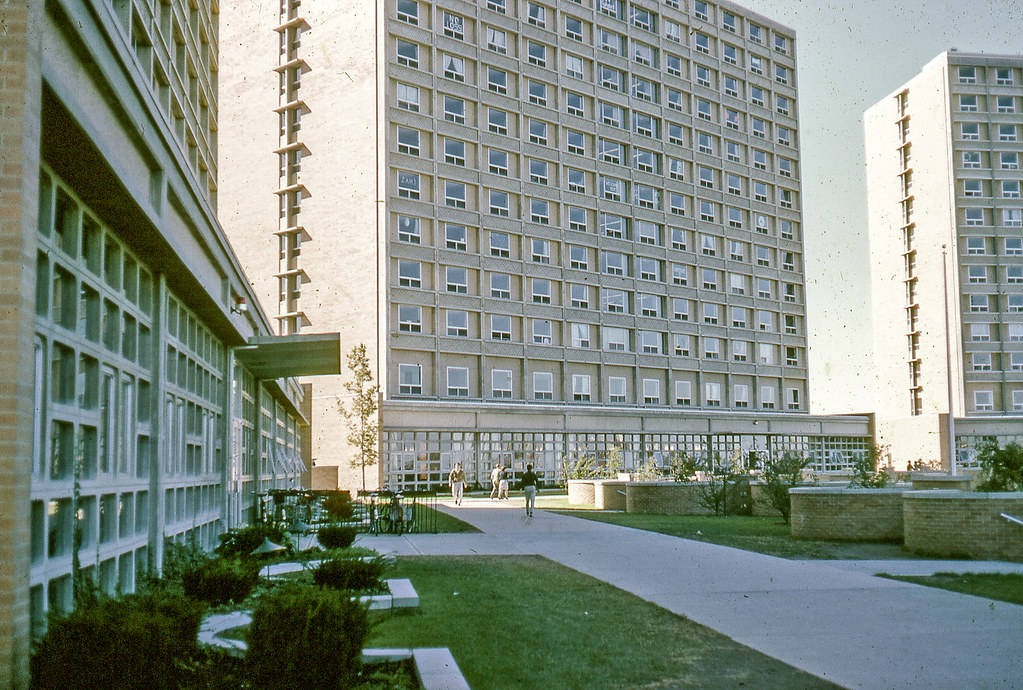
[498,467,510,499]
[520,464,540,517]
[448,463,466,506]
[490,464,503,499]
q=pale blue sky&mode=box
[738,0,1023,412]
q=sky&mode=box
[735,0,1023,413]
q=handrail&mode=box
[1000,512,1023,526]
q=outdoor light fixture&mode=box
[231,296,248,315]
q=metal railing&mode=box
[355,490,439,534]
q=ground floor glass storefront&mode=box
[381,430,873,491]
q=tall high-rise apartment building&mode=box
[0,2,340,681]
[220,0,872,491]
[866,51,1023,468]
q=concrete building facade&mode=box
[0,1,340,683]
[866,51,1023,469]
[219,0,873,491]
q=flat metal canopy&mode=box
[235,332,341,379]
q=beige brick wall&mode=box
[627,482,715,515]
[904,491,1023,562]
[790,488,905,541]
[0,1,43,685]
[594,481,627,511]
[567,481,595,506]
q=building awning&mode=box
[235,332,341,379]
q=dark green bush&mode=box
[215,523,289,560]
[246,584,370,689]
[760,452,810,524]
[181,558,259,606]
[313,557,387,592]
[322,491,354,521]
[31,591,202,690]
[317,525,357,550]
[976,440,1023,491]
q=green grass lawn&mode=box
[879,572,1023,606]
[550,510,914,560]
[369,556,838,689]
[419,504,480,533]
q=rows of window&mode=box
[963,322,1023,342]
[956,65,1020,86]
[276,0,309,335]
[393,170,799,234]
[395,0,794,77]
[957,121,1021,142]
[969,388,1023,412]
[397,213,798,253]
[392,45,799,151]
[117,0,220,201]
[966,351,1023,372]
[962,263,1023,284]
[964,292,1023,312]
[960,150,1021,170]
[394,361,804,410]
[395,299,801,349]
[393,253,800,301]
[381,429,872,494]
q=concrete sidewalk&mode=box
[356,498,1023,689]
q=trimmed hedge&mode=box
[317,525,357,550]
[181,558,259,606]
[31,591,203,690]
[313,557,387,592]
[246,584,370,688]
[215,523,289,560]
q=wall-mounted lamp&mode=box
[231,297,248,315]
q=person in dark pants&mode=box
[520,463,540,517]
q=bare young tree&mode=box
[338,344,379,491]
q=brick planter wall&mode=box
[567,481,595,506]
[593,481,627,510]
[910,474,977,491]
[790,488,905,541]
[627,482,713,515]
[903,491,1023,562]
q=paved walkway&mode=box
[357,497,1023,689]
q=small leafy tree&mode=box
[668,450,702,484]
[696,453,751,516]
[601,444,624,478]
[849,444,892,488]
[338,344,379,491]
[322,491,354,522]
[760,451,810,524]
[562,453,597,481]
[975,440,1023,491]
[632,457,663,481]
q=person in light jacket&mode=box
[448,463,466,506]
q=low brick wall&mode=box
[627,482,713,515]
[910,474,976,491]
[903,491,1023,562]
[567,480,595,506]
[593,481,627,510]
[789,488,905,541]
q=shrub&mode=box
[849,445,892,488]
[668,451,702,484]
[31,591,202,690]
[246,584,370,689]
[317,525,358,550]
[322,491,354,522]
[215,523,290,560]
[181,558,259,606]
[760,452,810,524]
[313,557,387,592]
[976,440,1023,491]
